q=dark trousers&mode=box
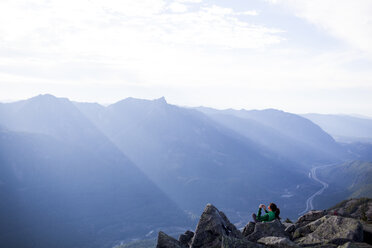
[252,213,258,223]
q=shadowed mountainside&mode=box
[196,107,346,165]
[76,97,319,220]
[0,95,191,248]
[1,94,371,248]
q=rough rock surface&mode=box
[258,236,300,248]
[156,199,371,248]
[284,224,296,234]
[246,220,289,242]
[328,198,372,221]
[295,210,327,228]
[294,216,363,246]
[157,231,186,248]
[221,236,266,248]
[179,230,194,247]
[190,204,242,248]
[338,242,372,248]
[243,222,256,237]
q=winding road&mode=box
[299,164,336,215]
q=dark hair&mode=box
[269,203,280,219]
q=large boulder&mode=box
[221,236,265,248]
[293,216,329,239]
[246,220,289,242]
[243,222,256,237]
[190,204,242,248]
[179,230,194,247]
[294,215,363,246]
[157,231,187,248]
[257,236,300,248]
[284,224,296,235]
[295,210,327,228]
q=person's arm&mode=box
[257,208,270,222]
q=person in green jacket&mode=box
[252,202,280,222]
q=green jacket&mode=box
[256,208,276,222]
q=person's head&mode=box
[268,203,280,219]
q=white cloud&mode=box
[93,0,166,16]
[168,2,188,13]
[237,10,259,16]
[0,0,283,55]
[176,0,203,3]
[0,0,371,115]
[269,0,372,53]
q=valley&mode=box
[0,95,371,248]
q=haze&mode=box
[1,0,372,115]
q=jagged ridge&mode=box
[157,198,372,248]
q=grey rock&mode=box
[283,223,293,228]
[179,230,194,247]
[190,204,242,248]
[221,236,266,248]
[257,236,300,248]
[296,210,327,228]
[246,219,289,242]
[157,231,186,248]
[338,242,372,248]
[295,216,363,246]
[293,216,331,239]
[284,224,296,234]
[328,199,372,221]
[309,244,338,248]
[243,222,256,237]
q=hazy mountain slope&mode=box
[77,97,319,220]
[302,113,372,143]
[0,94,108,149]
[196,107,345,164]
[314,161,372,210]
[342,142,372,161]
[225,109,336,145]
[0,96,191,248]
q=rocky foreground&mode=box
[156,198,372,248]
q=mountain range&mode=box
[0,94,371,248]
[302,113,372,143]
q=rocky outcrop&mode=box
[294,216,363,246]
[338,242,372,248]
[190,204,242,248]
[246,219,289,242]
[295,210,327,228]
[243,222,256,237]
[327,198,372,221]
[157,231,187,248]
[258,236,300,248]
[156,198,371,248]
[221,236,265,248]
[284,224,296,234]
[179,230,194,247]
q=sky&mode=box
[0,0,372,115]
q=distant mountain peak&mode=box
[29,94,69,104]
[33,94,57,100]
[154,96,167,104]
[110,96,168,108]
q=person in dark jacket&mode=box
[252,203,280,222]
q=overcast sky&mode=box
[1,0,371,115]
